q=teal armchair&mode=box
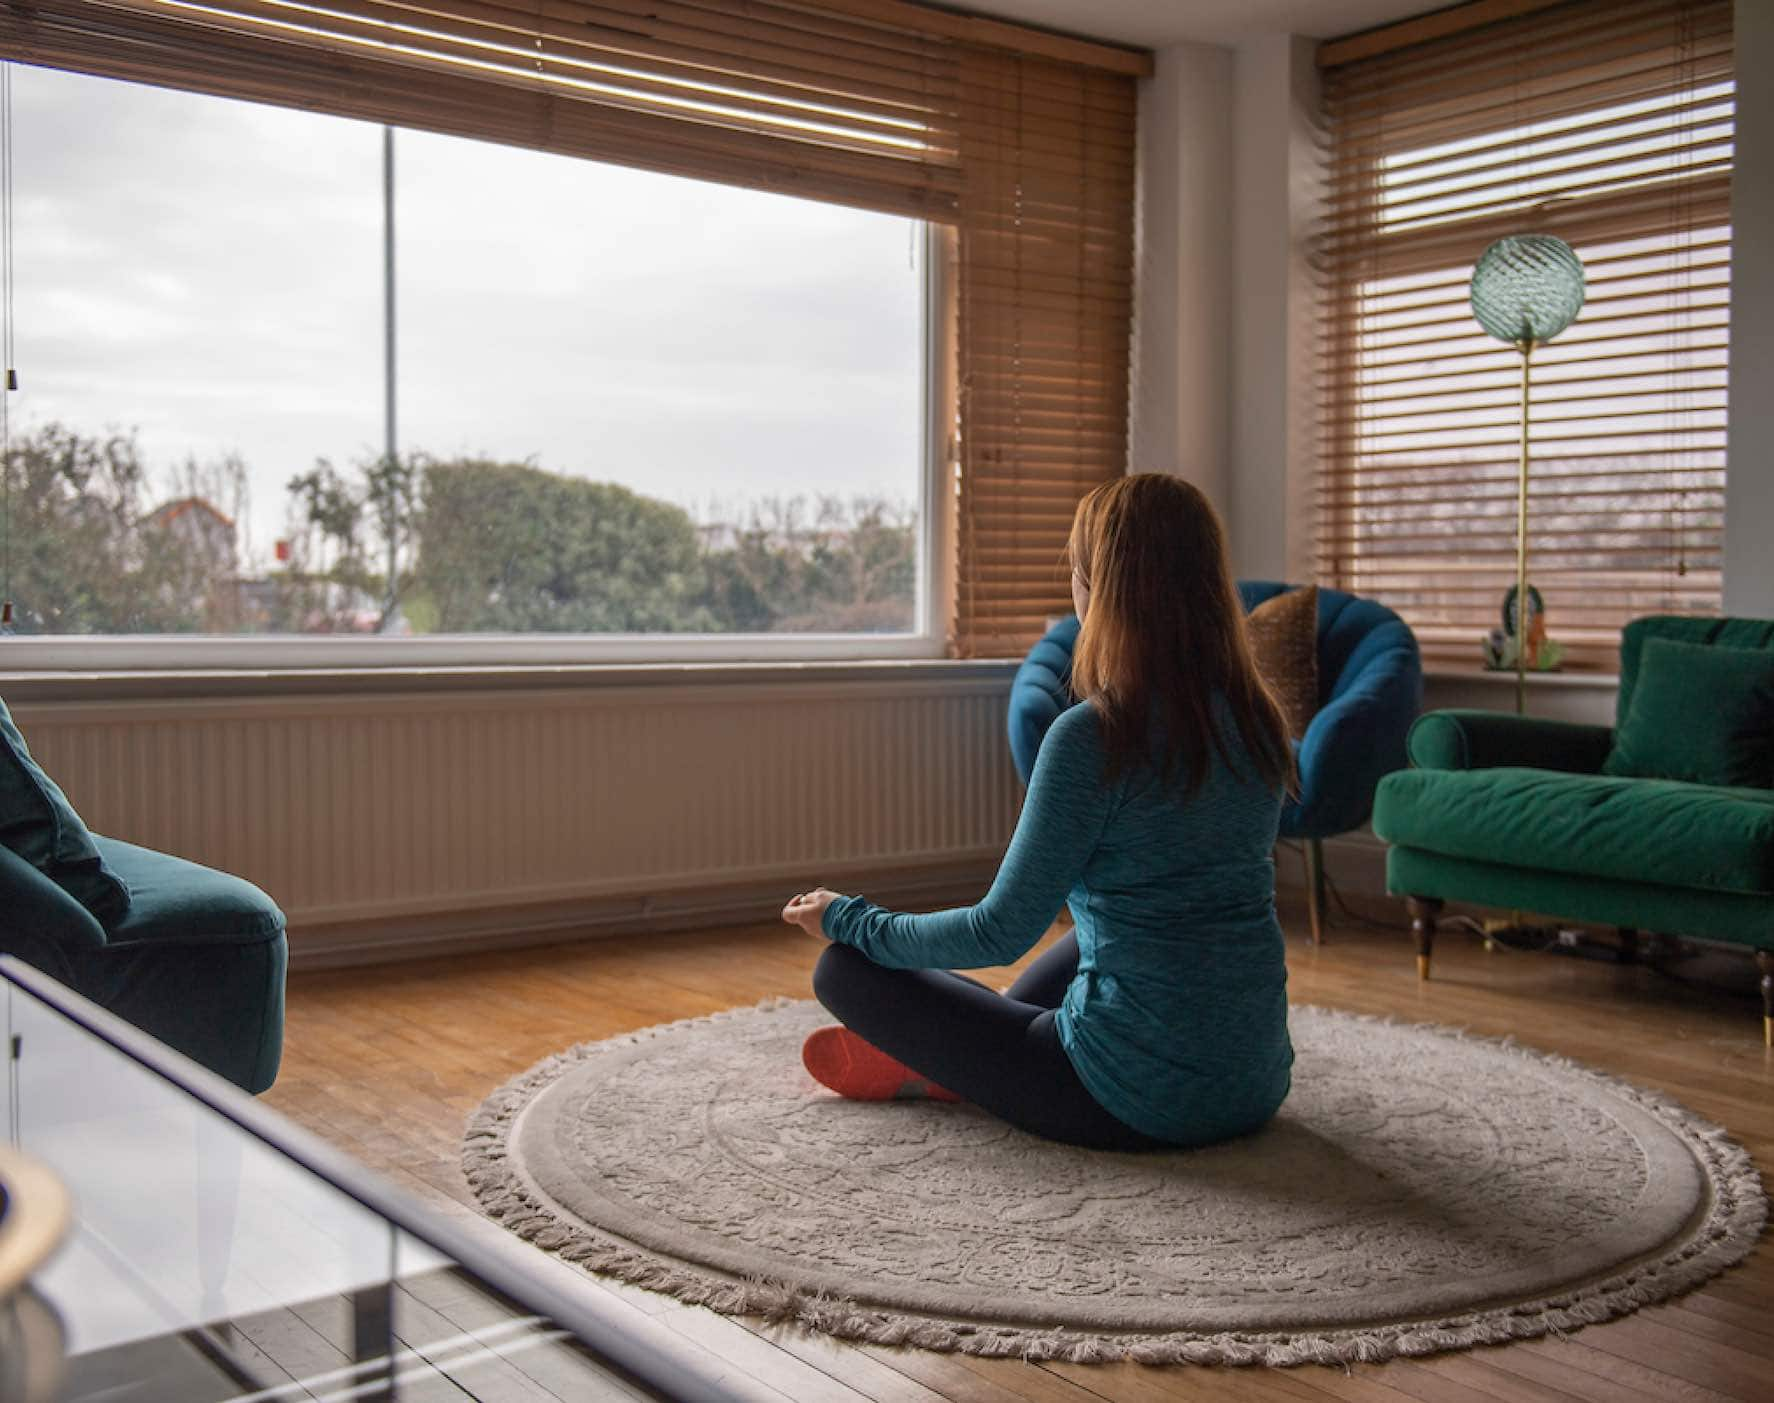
[0,835,287,1093]
[0,695,286,1093]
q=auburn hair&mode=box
[1067,474,1295,795]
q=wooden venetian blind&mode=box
[0,0,965,219]
[951,47,1137,658]
[1317,0,1734,669]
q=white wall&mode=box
[1229,35,1320,585]
[1724,0,1773,616]
[1130,44,1232,515]
[1132,36,1319,583]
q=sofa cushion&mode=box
[1616,615,1774,730]
[1374,767,1774,897]
[1604,638,1774,788]
[95,837,284,947]
[0,697,129,928]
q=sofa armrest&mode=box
[1407,710,1614,774]
[0,842,104,981]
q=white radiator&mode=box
[12,675,1022,967]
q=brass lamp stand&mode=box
[1513,335,1533,717]
[1469,235,1586,951]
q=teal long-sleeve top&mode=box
[821,700,1293,1146]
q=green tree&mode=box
[799,496,916,632]
[0,424,238,634]
[695,494,916,633]
[414,459,715,632]
[279,454,422,632]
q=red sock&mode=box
[801,1026,961,1103]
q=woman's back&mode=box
[1048,701,1293,1146]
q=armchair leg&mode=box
[1757,950,1774,1049]
[1408,897,1442,981]
[1304,838,1327,947]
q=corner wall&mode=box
[1724,0,1773,616]
[1130,43,1232,514]
[1229,35,1321,586]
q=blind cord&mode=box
[2,60,14,632]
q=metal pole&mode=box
[382,126,398,628]
[383,125,396,467]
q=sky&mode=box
[11,65,924,565]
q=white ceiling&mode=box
[953,0,1444,49]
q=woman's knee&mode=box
[811,940,870,1014]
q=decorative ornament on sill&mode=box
[1483,584,1563,672]
[1468,233,1586,706]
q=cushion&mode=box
[1616,615,1774,729]
[1604,638,1774,788]
[0,697,129,927]
[1246,585,1318,741]
[1374,766,1774,898]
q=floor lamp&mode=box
[1469,234,1586,715]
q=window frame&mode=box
[0,196,950,673]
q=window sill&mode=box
[0,654,1021,703]
[1423,665,1620,690]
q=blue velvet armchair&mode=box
[1007,582,1423,943]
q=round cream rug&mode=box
[463,1000,1764,1365]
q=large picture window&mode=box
[3,65,926,647]
[1316,0,1733,670]
[0,0,1141,669]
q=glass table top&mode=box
[0,957,724,1402]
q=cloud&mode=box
[10,65,923,559]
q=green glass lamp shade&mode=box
[1470,234,1585,346]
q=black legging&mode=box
[811,932,1167,1151]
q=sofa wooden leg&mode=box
[1305,838,1327,947]
[1757,950,1774,1049]
[1408,897,1442,981]
[1617,927,1640,965]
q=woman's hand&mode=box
[782,887,845,938]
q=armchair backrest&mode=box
[1617,616,1774,732]
[1007,584,1422,796]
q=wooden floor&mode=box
[265,901,1774,1402]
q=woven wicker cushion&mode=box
[1247,585,1319,741]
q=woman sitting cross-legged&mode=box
[782,473,1298,1152]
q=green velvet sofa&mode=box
[1373,614,1774,1040]
[0,698,286,1093]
